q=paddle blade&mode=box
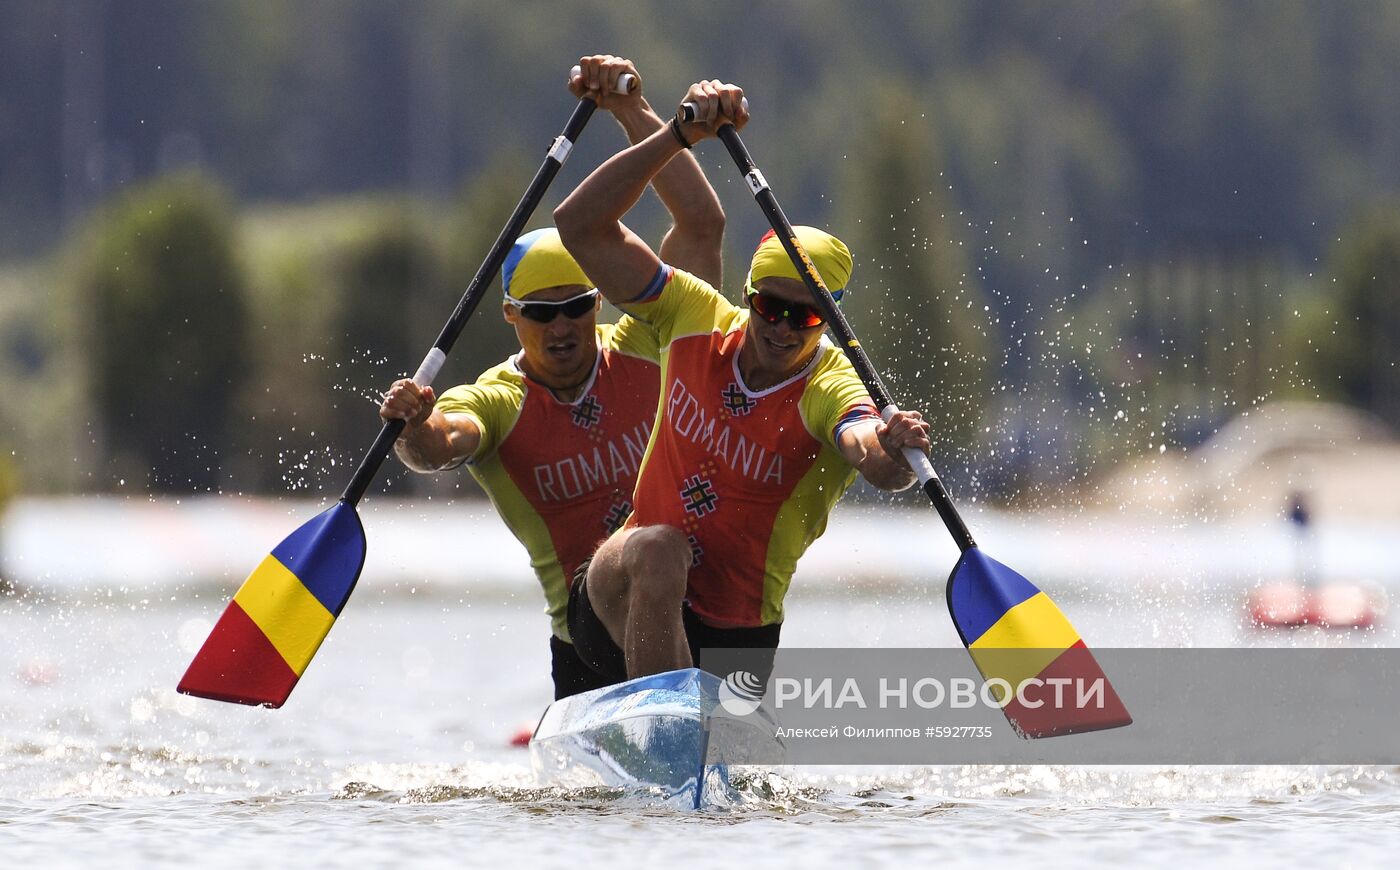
[177,501,367,708]
[946,547,1131,739]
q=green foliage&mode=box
[0,448,16,515]
[0,259,93,493]
[1067,252,1308,469]
[230,198,452,494]
[77,173,248,491]
[1308,207,1400,426]
[5,2,1400,498]
[838,80,991,461]
[440,155,540,383]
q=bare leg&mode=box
[584,525,692,678]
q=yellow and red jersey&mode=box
[618,265,881,628]
[435,318,660,641]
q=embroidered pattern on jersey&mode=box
[603,499,631,534]
[687,534,704,567]
[679,474,719,518]
[571,394,603,429]
[720,381,757,417]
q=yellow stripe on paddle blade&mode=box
[968,592,1082,703]
[233,555,336,677]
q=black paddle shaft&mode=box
[340,97,602,506]
[713,124,977,552]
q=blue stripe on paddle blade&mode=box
[945,547,1040,646]
[269,500,367,616]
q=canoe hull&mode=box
[529,667,778,808]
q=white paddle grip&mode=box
[570,65,637,95]
[880,404,937,485]
[678,97,750,123]
[412,348,446,388]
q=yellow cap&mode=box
[747,227,853,300]
[502,227,592,299]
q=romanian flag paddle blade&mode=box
[177,500,366,708]
[946,547,1131,739]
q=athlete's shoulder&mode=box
[474,356,527,388]
[808,339,862,383]
[667,267,744,335]
[620,263,742,343]
[800,339,879,447]
[436,356,526,414]
[597,317,661,365]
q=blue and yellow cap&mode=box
[502,227,593,300]
[746,227,853,301]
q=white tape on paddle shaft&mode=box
[548,136,573,164]
[745,168,769,196]
[569,65,638,94]
[880,404,937,485]
[412,348,447,388]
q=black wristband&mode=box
[668,114,692,150]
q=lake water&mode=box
[3,557,1399,868]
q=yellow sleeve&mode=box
[800,344,881,453]
[601,315,660,364]
[433,360,526,461]
[615,264,737,347]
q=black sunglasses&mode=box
[746,290,826,329]
[507,289,599,323]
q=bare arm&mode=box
[570,57,726,287]
[553,130,676,306]
[837,410,932,492]
[555,80,748,306]
[379,379,481,472]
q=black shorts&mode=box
[566,557,782,683]
[549,635,617,700]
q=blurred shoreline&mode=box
[3,494,1395,601]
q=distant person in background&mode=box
[1287,489,1317,587]
[554,79,932,682]
[377,56,726,699]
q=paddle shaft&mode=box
[712,123,977,552]
[340,97,602,506]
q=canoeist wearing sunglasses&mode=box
[377,55,728,702]
[745,286,825,330]
[506,288,602,323]
[555,78,932,685]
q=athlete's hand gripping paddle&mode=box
[689,104,1130,738]
[177,73,634,708]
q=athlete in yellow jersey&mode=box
[377,57,726,699]
[554,80,932,681]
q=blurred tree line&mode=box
[1,0,1398,499]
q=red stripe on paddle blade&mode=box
[177,601,300,708]
[998,640,1132,739]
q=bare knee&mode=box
[621,525,691,603]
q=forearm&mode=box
[558,125,679,230]
[610,100,725,280]
[844,426,918,492]
[860,452,918,492]
[393,413,465,472]
[554,127,686,303]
